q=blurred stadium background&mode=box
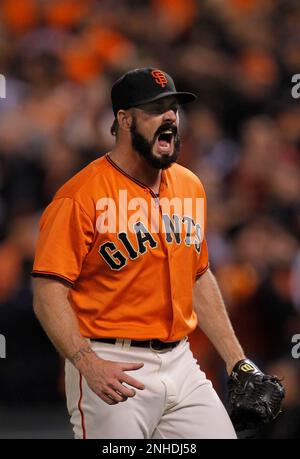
[0,0,300,439]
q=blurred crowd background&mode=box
[0,0,300,439]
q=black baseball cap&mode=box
[111,67,196,116]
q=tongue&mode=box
[158,139,169,147]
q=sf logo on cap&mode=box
[151,70,168,88]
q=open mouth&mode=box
[158,130,174,148]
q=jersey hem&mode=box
[195,263,209,279]
[31,270,75,285]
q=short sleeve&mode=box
[196,181,209,278]
[32,197,94,284]
[196,237,209,278]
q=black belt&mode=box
[90,337,181,352]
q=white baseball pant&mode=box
[65,337,237,439]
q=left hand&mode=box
[228,358,285,431]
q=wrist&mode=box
[70,345,100,374]
[226,354,246,375]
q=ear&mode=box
[117,110,133,132]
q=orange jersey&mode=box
[32,154,209,341]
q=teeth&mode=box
[158,130,173,136]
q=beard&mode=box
[130,117,181,170]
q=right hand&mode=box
[82,357,145,405]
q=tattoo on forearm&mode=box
[71,346,93,364]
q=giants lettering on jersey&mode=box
[98,215,202,271]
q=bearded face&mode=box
[130,116,181,170]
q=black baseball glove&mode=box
[228,358,285,432]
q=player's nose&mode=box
[162,108,177,123]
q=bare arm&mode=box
[193,268,245,374]
[33,277,145,404]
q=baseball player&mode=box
[32,68,282,439]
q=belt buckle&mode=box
[149,339,171,353]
